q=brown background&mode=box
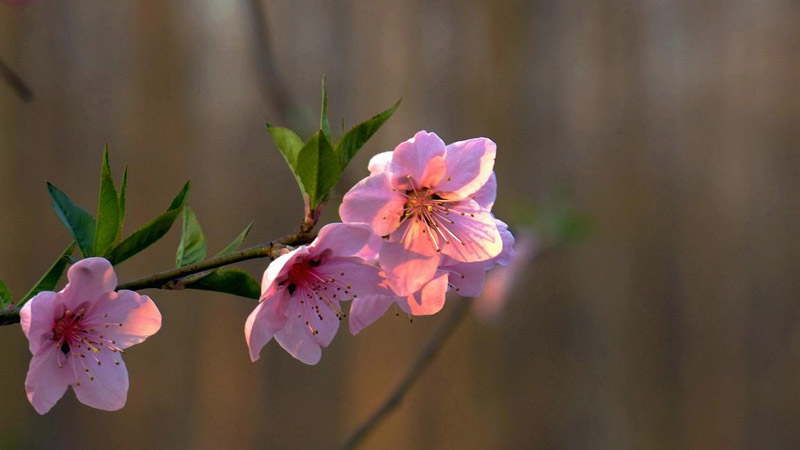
[1,1,800,449]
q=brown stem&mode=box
[0,57,33,102]
[341,299,472,450]
[0,231,315,327]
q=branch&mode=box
[0,231,315,327]
[117,231,313,291]
[0,57,33,102]
[341,299,472,450]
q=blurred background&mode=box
[2,1,800,449]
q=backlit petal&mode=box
[438,199,502,263]
[60,258,117,311]
[381,220,441,296]
[390,131,447,190]
[398,270,448,316]
[368,151,393,174]
[349,295,396,335]
[472,172,497,210]
[340,173,405,236]
[436,137,496,199]
[313,222,378,258]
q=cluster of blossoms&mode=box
[20,130,514,414]
[246,130,514,362]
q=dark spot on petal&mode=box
[309,259,321,267]
[288,283,297,295]
[60,342,70,355]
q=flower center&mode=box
[50,307,126,378]
[398,175,465,252]
[281,254,356,336]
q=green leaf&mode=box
[183,268,260,300]
[118,165,128,241]
[0,279,12,309]
[175,206,207,267]
[334,99,401,169]
[296,130,341,208]
[267,125,304,169]
[47,183,96,257]
[320,76,332,143]
[20,243,75,305]
[167,180,192,211]
[106,180,191,265]
[93,146,121,256]
[214,222,253,257]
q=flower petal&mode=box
[348,295,396,335]
[368,151,393,174]
[380,220,441,296]
[313,223,379,258]
[261,247,307,296]
[273,309,324,365]
[83,291,161,350]
[390,131,447,190]
[314,256,392,299]
[494,219,516,267]
[435,138,497,199]
[438,199,502,263]
[60,258,117,311]
[340,173,406,237]
[72,348,129,411]
[472,172,497,210]
[443,260,488,297]
[25,345,70,415]
[398,270,448,316]
[20,291,62,354]
[245,289,290,362]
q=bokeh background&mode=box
[2,1,800,449]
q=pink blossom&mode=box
[19,258,161,414]
[349,220,515,335]
[245,223,390,365]
[340,131,503,298]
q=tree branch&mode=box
[0,57,33,102]
[0,231,315,327]
[341,299,472,450]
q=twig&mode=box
[0,57,33,101]
[341,299,473,450]
[0,231,314,327]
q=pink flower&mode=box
[20,258,161,414]
[245,223,390,365]
[349,220,515,335]
[340,131,503,297]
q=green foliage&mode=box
[93,146,121,256]
[320,76,332,143]
[47,183,96,258]
[20,243,75,305]
[296,130,341,209]
[0,279,12,309]
[266,78,400,213]
[214,222,253,257]
[175,206,207,268]
[333,99,401,170]
[106,180,191,265]
[184,268,261,300]
[118,165,128,239]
